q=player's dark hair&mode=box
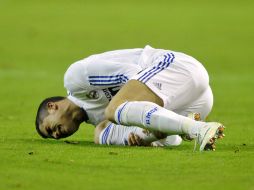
[35,96,65,138]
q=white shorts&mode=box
[132,50,213,119]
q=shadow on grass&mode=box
[221,143,254,152]
[18,138,194,151]
[19,138,96,147]
[16,138,253,153]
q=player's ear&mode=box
[47,102,58,112]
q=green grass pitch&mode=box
[0,0,254,189]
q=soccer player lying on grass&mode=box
[35,45,225,151]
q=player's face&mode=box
[39,105,81,139]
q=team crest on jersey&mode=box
[87,90,99,99]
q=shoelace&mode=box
[193,139,197,152]
[193,133,201,152]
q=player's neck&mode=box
[64,99,88,123]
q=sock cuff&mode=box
[114,101,161,128]
[99,122,114,145]
[114,101,129,124]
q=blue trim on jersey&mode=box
[138,53,175,83]
[90,81,123,86]
[102,123,113,144]
[164,54,168,62]
[137,62,164,82]
[88,75,129,86]
[117,102,129,124]
[89,78,123,83]
[138,61,167,82]
[89,75,126,79]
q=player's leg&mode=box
[105,51,211,136]
[97,92,210,147]
[105,53,224,151]
[175,86,214,121]
[174,86,214,141]
[105,79,204,135]
[94,120,158,146]
[150,86,214,147]
[150,85,215,147]
[105,79,164,120]
[106,82,224,151]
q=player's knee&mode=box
[192,68,209,94]
[105,103,117,122]
[201,87,214,119]
[105,97,129,122]
[94,127,101,144]
[94,120,109,144]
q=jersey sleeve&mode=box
[64,58,138,126]
[85,57,142,89]
[64,56,142,101]
[64,60,92,99]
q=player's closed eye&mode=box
[46,127,52,135]
[52,124,61,132]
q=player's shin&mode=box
[114,101,205,138]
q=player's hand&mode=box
[128,132,144,146]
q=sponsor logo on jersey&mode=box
[108,86,121,96]
[102,89,112,101]
[145,107,158,125]
[102,86,121,101]
[153,82,162,90]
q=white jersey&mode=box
[64,48,144,125]
[64,45,212,125]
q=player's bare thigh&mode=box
[105,80,163,122]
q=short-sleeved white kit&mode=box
[64,45,213,125]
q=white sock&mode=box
[114,101,205,138]
[99,122,158,145]
[151,135,182,147]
